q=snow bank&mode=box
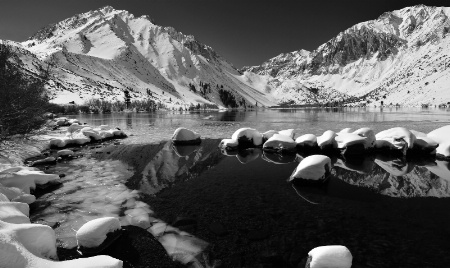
[0,202,30,224]
[172,127,201,144]
[290,155,332,181]
[231,128,263,146]
[263,134,296,153]
[307,245,352,268]
[0,170,59,194]
[76,217,121,248]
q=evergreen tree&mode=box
[0,44,51,138]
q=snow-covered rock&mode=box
[172,127,201,145]
[57,149,74,157]
[0,170,59,194]
[263,134,296,153]
[262,130,278,141]
[76,217,121,248]
[231,128,263,146]
[410,130,438,154]
[219,139,239,149]
[353,128,376,149]
[0,202,30,224]
[295,134,318,147]
[338,128,353,134]
[307,245,352,268]
[290,155,332,181]
[335,133,367,149]
[278,129,295,139]
[375,127,416,154]
[335,132,367,155]
[428,125,450,158]
[317,131,337,150]
[81,127,102,141]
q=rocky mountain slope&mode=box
[5,6,277,108]
[243,5,450,106]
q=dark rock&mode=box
[78,229,123,256]
[31,157,56,166]
[59,174,66,178]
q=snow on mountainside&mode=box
[9,6,277,108]
[243,5,450,106]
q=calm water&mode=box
[32,108,450,267]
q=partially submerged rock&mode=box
[290,155,332,182]
[428,125,450,159]
[172,127,201,145]
[76,217,122,253]
[410,130,438,154]
[219,139,239,150]
[316,131,337,151]
[353,127,376,149]
[306,245,352,268]
[231,128,263,146]
[335,133,367,156]
[263,134,296,153]
[375,127,416,154]
[278,129,295,139]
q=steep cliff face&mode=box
[244,5,450,106]
[14,6,277,107]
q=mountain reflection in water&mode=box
[89,139,450,266]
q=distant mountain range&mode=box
[2,5,450,107]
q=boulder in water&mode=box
[172,127,201,145]
[290,155,332,182]
[306,245,352,268]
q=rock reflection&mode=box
[262,151,297,164]
[236,148,261,164]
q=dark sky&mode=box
[0,0,449,67]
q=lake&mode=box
[32,108,450,267]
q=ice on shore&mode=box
[0,202,30,224]
[76,217,121,248]
[290,155,332,181]
[307,245,352,268]
[231,128,263,146]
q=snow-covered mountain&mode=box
[5,6,277,108]
[243,5,450,106]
